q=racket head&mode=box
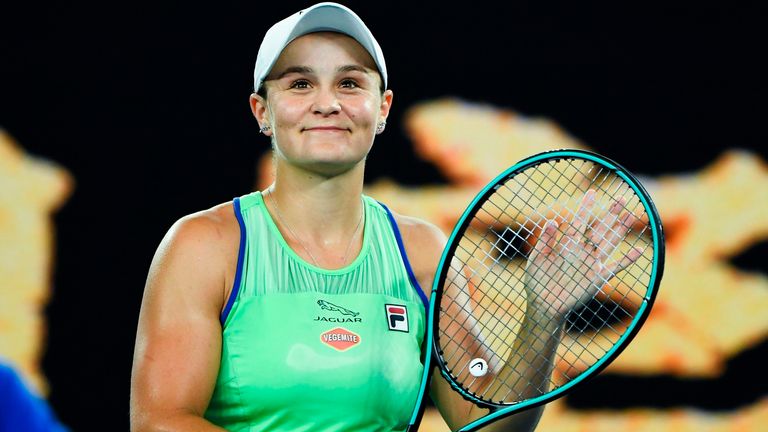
[409,149,664,431]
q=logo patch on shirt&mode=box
[317,299,359,317]
[320,327,361,351]
[315,299,363,323]
[385,304,409,332]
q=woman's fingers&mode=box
[536,219,559,256]
[601,208,636,259]
[566,189,596,239]
[606,246,643,277]
[589,197,631,261]
[590,197,625,253]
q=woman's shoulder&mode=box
[147,200,241,311]
[389,212,445,246]
[387,210,447,286]
[153,200,241,281]
[169,200,240,248]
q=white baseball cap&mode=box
[253,2,388,93]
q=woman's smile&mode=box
[304,126,349,133]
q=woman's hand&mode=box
[524,189,643,319]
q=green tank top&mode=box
[204,191,428,431]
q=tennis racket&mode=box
[407,149,665,431]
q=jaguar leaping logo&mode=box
[317,300,359,317]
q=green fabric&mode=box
[204,192,426,431]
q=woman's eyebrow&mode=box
[270,64,371,81]
[271,66,314,80]
[337,65,371,74]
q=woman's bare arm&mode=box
[130,209,237,432]
[397,214,544,432]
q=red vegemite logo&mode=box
[320,327,361,351]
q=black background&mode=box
[3,1,767,430]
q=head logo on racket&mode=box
[385,304,409,332]
[469,358,488,377]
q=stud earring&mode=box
[376,121,386,134]
[260,125,271,134]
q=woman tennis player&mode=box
[130,3,635,431]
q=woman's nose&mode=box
[311,87,341,116]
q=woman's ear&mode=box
[249,93,272,136]
[379,89,394,122]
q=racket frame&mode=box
[407,149,665,431]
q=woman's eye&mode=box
[340,79,359,88]
[289,79,311,89]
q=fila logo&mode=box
[385,304,409,332]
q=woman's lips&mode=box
[305,126,348,132]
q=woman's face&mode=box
[251,32,393,177]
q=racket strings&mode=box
[442,172,612,379]
[437,158,655,404]
[467,215,624,397]
[490,168,635,317]
[509,160,650,374]
[442,216,606,397]
[495,171,635,320]
[502,161,652,313]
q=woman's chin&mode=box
[297,158,365,178]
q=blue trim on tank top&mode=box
[377,202,429,309]
[220,197,246,325]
